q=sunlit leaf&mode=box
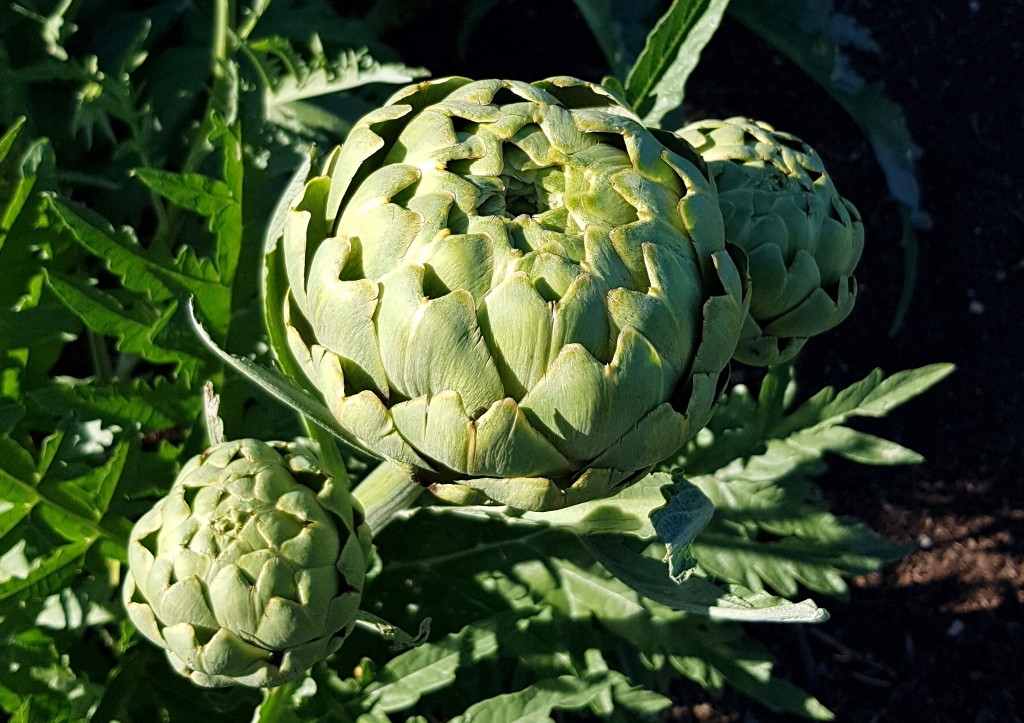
[624,0,732,125]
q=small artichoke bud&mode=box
[678,117,864,365]
[123,439,372,687]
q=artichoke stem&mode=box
[354,462,424,536]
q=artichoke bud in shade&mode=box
[123,439,372,687]
[277,76,750,511]
[677,117,864,366]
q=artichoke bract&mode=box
[677,118,864,366]
[123,440,372,688]
[279,76,748,511]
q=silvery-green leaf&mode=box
[649,479,714,580]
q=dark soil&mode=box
[384,1,1024,720]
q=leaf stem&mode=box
[180,0,232,177]
[214,0,230,62]
[236,0,269,41]
[236,38,273,90]
[87,329,114,384]
[352,462,424,537]
[123,106,170,246]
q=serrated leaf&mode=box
[787,426,922,465]
[259,45,426,107]
[692,528,847,597]
[28,376,200,432]
[380,479,825,623]
[0,435,37,483]
[133,168,239,273]
[45,205,149,281]
[553,556,833,719]
[49,199,231,338]
[854,364,956,416]
[45,273,198,367]
[39,438,132,522]
[771,364,954,439]
[0,433,131,610]
[0,473,35,542]
[675,365,792,476]
[586,536,828,622]
[0,538,92,610]
[133,116,243,287]
[449,674,613,723]
[362,616,507,713]
[367,493,834,719]
[689,462,909,600]
[624,0,732,125]
[680,365,951,477]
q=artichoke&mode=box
[123,440,372,687]
[677,117,864,365]
[278,76,748,512]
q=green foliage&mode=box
[0,426,132,607]
[0,0,946,720]
[671,364,951,599]
[621,0,732,126]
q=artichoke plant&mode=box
[123,439,372,688]
[677,117,864,366]
[278,76,749,512]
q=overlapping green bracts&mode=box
[678,118,864,366]
[123,440,372,687]
[281,77,748,511]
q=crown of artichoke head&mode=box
[279,76,748,512]
[678,117,864,366]
[123,440,372,688]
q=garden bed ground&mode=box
[387,1,1024,720]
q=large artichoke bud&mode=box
[677,117,864,366]
[279,76,748,512]
[123,440,372,687]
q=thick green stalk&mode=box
[353,462,424,537]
